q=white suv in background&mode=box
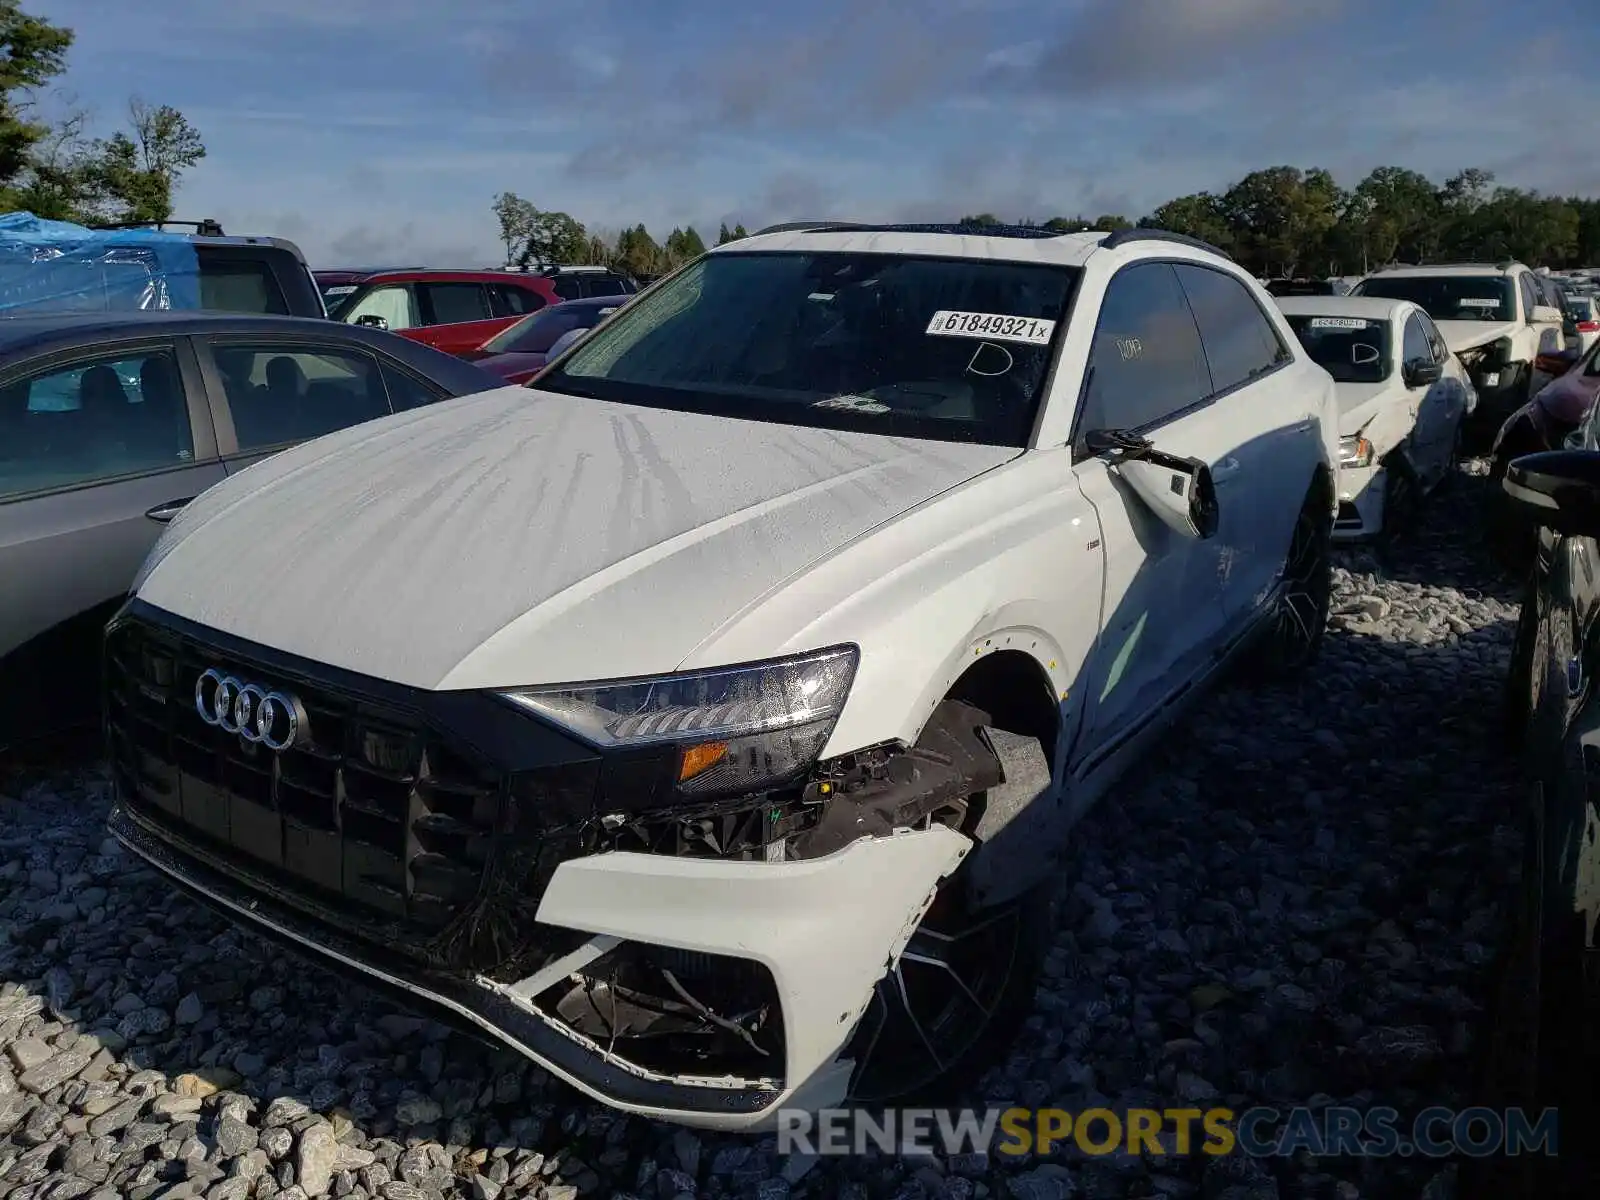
[1353,261,1568,433]
[107,221,1340,1129]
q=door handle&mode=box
[144,498,193,523]
[1212,456,1242,482]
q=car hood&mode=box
[134,387,1018,690]
[476,351,547,380]
[1332,382,1399,437]
[1434,319,1521,353]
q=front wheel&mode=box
[1241,484,1332,680]
[846,832,1054,1104]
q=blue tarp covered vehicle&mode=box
[0,211,201,314]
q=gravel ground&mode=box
[0,462,1532,1200]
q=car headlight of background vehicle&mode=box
[500,645,858,797]
[1339,433,1375,467]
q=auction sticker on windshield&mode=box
[1308,317,1369,329]
[927,311,1056,345]
[1459,299,1500,308]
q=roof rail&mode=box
[1098,227,1230,259]
[90,218,226,236]
[753,220,870,236]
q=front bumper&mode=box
[1332,461,1385,541]
[111,802,966,1128]
[103,600,972,1130]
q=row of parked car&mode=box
[5,216,1599,1163]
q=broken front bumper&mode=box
[103,602,974,1130]
[111,805,967,1128]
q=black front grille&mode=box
[106,615,504,944]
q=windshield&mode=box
[1354,275,1514,322]
[537,251,1079,446]
[483,301,619,354]
[1283,315,1392,384]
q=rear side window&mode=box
[1080,262,1212,434]
[551,275,584,301]
[198,260,289,315]
[493,284,547,315]
[1402,315,1431,367]
[581,275,629,298]
[0,347,194,501]
[212,344,391,451]
[1173,264,1289,395]
[380,363,444,412]
[420,283,491,325]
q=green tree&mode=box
[958,212,1002,226]
[1142,193,1234,253]
[516,208,588,268]
[0,0,72,191]
[732,223,748,239]
[1222,166,1342,275]
[614,224,661,277]
[491,191,536,266]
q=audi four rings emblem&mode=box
[194,668,307,751]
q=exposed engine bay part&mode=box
[792,699,1004,858]
[544,942,784,1079]
[963,726,1060,908]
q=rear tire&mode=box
[1240,483,1332,680]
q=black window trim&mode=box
[0,335,218,506]
[1414,309,1449,365]
[194,335,395,459]
[1068,256,1295,461]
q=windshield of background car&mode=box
[536,251,1079,446]
[1353,275,1514,322]
[1283,315,1392,384]
[482,302,617,354]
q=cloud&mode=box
[24,0,1600,263]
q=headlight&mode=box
[500,645,858,796]
[1339,434,1374,467]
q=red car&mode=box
[325,267,635,357]
[473,295,629,384]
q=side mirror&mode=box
[1503,449,1600,535]
[1086,429,1218,539]
[545,327,590,358]
[1403,358,1442,387]
[354,314,389,331]
[1531,304,1564,325]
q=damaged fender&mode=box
[534,823,971,1106]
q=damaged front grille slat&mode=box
[105,618,506,953]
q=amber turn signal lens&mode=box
[677,741,728,781]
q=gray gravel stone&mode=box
[0,467,1557,1200]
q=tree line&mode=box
[500,165,1600,281]
[0,0,207,226]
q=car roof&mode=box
[1274,295,1412,322]
[1366,262,1525,279]
[355,268,557,285]
[717,224,1117,268]
[0,310,425,356]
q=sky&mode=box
[27,0,1600,267]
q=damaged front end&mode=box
[105,601,1014,1124]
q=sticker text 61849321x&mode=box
[926,310,1056,346]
